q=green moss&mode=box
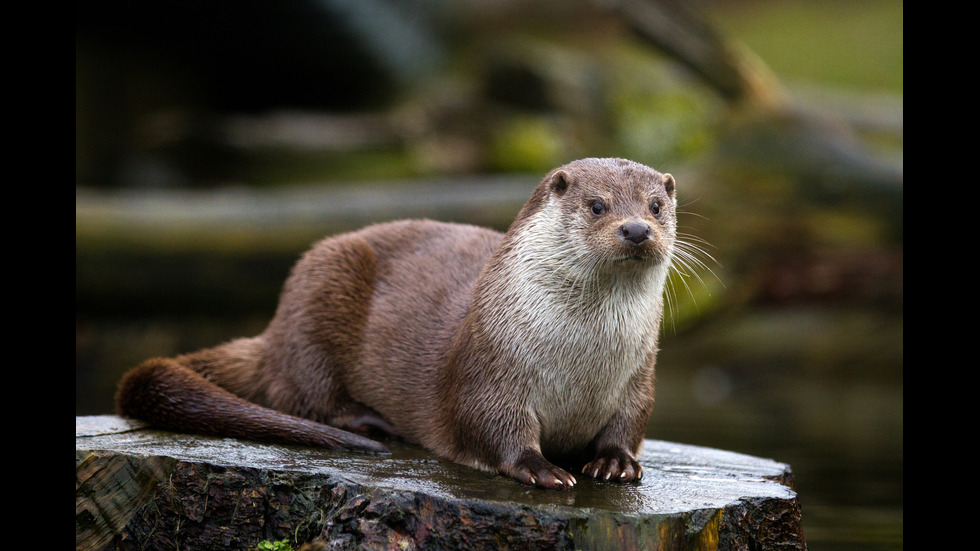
[257,539,293,551]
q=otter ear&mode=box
[550,170,570,196]
[662,173,675,198]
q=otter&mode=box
[116,157,678,489]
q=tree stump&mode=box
[76,415,806,550]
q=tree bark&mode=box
[76,415,806,550]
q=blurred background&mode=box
[76,1,902,549]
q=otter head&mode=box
[513,158,676,278]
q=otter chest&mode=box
[539,323,653,452]
[500,283,662,453]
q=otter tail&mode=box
[115,354,389,455]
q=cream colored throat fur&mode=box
[477,203,669,455]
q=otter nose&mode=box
[619,221,652,244]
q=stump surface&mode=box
[76,415,806,550]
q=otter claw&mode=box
[506,449,577,489]
[583,449,643,483]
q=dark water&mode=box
[652,306,903,550]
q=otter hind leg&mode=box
[261,233,396,432]
[330,409,402,438]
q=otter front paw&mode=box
[502,449,577,490]
[582,447,643,483]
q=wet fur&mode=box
[117,157,677,489]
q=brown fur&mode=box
[116,158,677,489]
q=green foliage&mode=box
[257,539,293,551]
[488,116,566,173]
[708,0,903,91]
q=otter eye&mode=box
[650,201,661,217]
[590,201,606,216]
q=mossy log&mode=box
[76,415,806,550]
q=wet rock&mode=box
[76,415,806,550]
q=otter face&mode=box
[549,158,677,270]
